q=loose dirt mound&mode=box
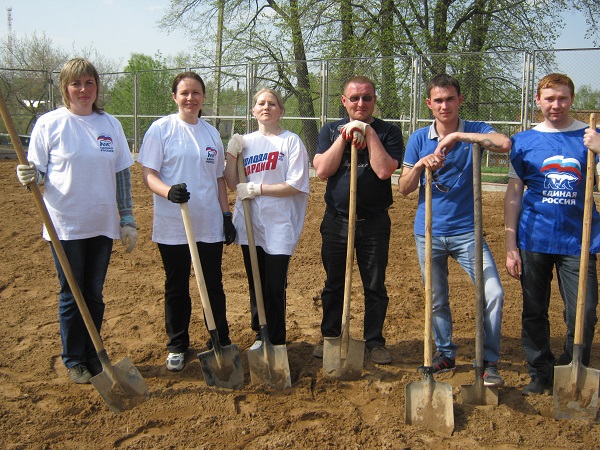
[1,159,599,449]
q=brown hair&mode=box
[343,76,376,95]
[426,73,461,98]
[59,58,103,113]
[172,72,206,117]
[537,73,575,97]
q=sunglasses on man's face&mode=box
[345,95,374,103]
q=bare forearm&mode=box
[366,129,399,179]
[457,132,511,153]
[398,166,422,196]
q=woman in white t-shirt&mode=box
[15,58,138,384]
[224,88,309,346]
[137,72,236,372]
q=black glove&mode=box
[167,183,190,203]
[223,212,236,245]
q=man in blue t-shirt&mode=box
[399,73,511,387]
[313,76,404,365]
[505,73,600,396]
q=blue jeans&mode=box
[415,232,504,362]
[520,250,598,383]
[320,210,391,348]
[50,236,113,369]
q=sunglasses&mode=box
[345,95,374,103]
[432,169,464,193]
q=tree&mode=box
[104,53,177,141]
[573,85,600,110]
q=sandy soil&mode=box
[1,159,600,449]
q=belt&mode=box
[326,205,388,221]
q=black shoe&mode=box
[418,352,456,374]
[522,379,552,396]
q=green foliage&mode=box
[573,85,600,110]
[103,53,180,138]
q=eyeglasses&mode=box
[432,169,464,193]
[345,95,374,103]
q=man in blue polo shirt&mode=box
[399,73,511,387]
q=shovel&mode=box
[0,92,149,414]
[237,155,291,389]
[405,169,454,435]
[461,143,498,406]
[179,203,243,389]
[553,113,600,420]
[323,142,365,380]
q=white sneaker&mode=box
[249,340,262,351]
[166,352,185,371]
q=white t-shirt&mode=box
[233,130,309,255]
[28,107,133,241]
[137,114,225,245]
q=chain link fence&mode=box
[1,48,599,182]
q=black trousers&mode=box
[241,245,290,345]
[158,241,230,352]
[319,209,391,349]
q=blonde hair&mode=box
[59,58,103,113]
[253,88,285,115]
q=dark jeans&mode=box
[319,209,390,349]
[158,241,230,352]
[241,245,290,345]
[50,236,113,369]
[520,249,598,383]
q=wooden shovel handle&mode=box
[574,113,597,345]
[0,92,109,358]
[237,155,268,327]
[341,142,357,357]
[424,169,433,367]
[180,203,217,331]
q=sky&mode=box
[1,0,596,70]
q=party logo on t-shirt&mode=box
[97,134,114,153]
[540,155,581,205]
[244,151,279,175]
[206,146,217,164]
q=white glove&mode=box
[237,182,262,200]
[120,225,138,253]
[340,120,369,149]
[227,134,245,158]
[16,161,39,185]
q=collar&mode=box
[428,118,465,141]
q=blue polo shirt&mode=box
[403,119,494,236]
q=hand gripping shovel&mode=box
[461,143,498,406]
[323,142,365,380]
[237,155,291,389]
[0,92,149,414]
[405,169,454,435]
[553,113,600,420]
[180,203,243,389]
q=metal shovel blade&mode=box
[198,342,244,390]
[405,373,454,436]
[553,361,600,420]
[461,368,498,406]
[322,335,365,380]
[247,330,291,389]
[90,356,150,414]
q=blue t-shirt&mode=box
[511,124,600,255]
[403,120,494,236]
